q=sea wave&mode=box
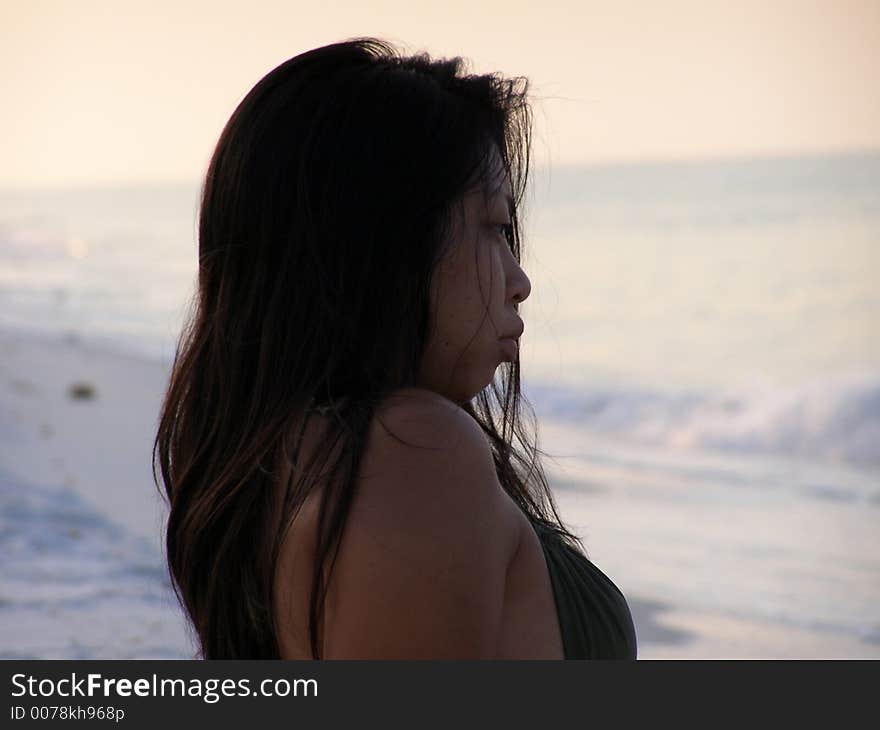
[526,371,880,470]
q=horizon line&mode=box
[2,146,879,193]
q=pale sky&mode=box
[2,0,878,187]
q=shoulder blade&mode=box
[323,388,521,658]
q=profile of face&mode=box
[417,148,532,404]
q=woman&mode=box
[153,38,637,659]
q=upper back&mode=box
[273,387,523,659]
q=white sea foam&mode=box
[525,370,880,471]
[0,469,193,659]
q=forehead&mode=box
[454,145,514,225]
[465,156,513,214]
[484,145,513,200]
[486,173,512,205]
[461,178,510,221]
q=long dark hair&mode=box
[153,37,583,659]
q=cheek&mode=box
[464,245,499,310]
[430,243,498,346]
[448,281,492,337]
[476,241,504,297]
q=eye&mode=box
[495,223,513,244]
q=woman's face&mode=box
[417,155,532,404]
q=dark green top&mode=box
[529,518,638,660]
[296,403,637,658]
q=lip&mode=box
[499,321,525,341]
[498,337,519,361]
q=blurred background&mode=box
[1,0,878,658]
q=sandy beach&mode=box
[1,325,877,659]
[0,326,195,658]
[0,327,171,546]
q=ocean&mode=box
[1,151,878,657]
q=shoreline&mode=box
[1,325,876,658]
[0,326,172,546]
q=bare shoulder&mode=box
[370,386,493,457]
[363,387,520,545]
[322,387,524,658]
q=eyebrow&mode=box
[487,188,514,215]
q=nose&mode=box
[508,260,531,305]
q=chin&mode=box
[445,373,492,406]
[419,352,502,404]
